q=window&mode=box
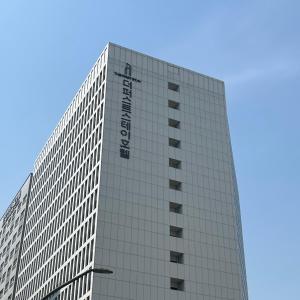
[12,259,17,269]
[17,226,22,236]
[169,138,180,148]
[170,251,184,264]
[169,158,181,169]
[169,202,182,214]
[169,179,182,191]
[10,277,14,287]
[170,278,184,291]
[168,118,180,129]
[168,100,180,110]
[12,233,16,243]
[168,82,180,92]
[170,226,183,238]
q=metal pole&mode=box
[41,268,113,300]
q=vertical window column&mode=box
[167,82,185,292]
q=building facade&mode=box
[13,43,247,300]
[0,174,32,300]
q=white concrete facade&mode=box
[14,43,248,300]
[15,46,108,300]
[92,43,248,300]
[0,174,32,300]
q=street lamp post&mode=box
[41,268,113,300]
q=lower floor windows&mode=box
[169,179,182,191]
[169,202,183,214]
[170,251,184,264]
[170,278,184,291]
[170,225,183,238]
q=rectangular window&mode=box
[169,179,182,191]
[169,202,182,214]
[170,251,184,264]
[170,226,183,238]
[168,118,180,129]
[169,138,181,148]
[169,158,181,169]
[170,278,184,291]
[168,82,180,92]
[168,100,180,110]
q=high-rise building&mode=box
[0,174,32,300]
[13,43,247,300]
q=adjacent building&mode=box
[1,43,247,300]
[0,174,32,300]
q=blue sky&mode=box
[0,1,299,299]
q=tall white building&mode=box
[0,174,32,300]
[14,43,248,300]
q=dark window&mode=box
[170,226,183,238]
[168,118,180,129]
[169,138,181,148]
[103,65,106,81]
[169,202,182,214]
[169,179,182,191]
[170,251,184,264]
[168,82,180,92]
[169,158,181,169]
[168,100,180,110]
[170,278,184,291]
